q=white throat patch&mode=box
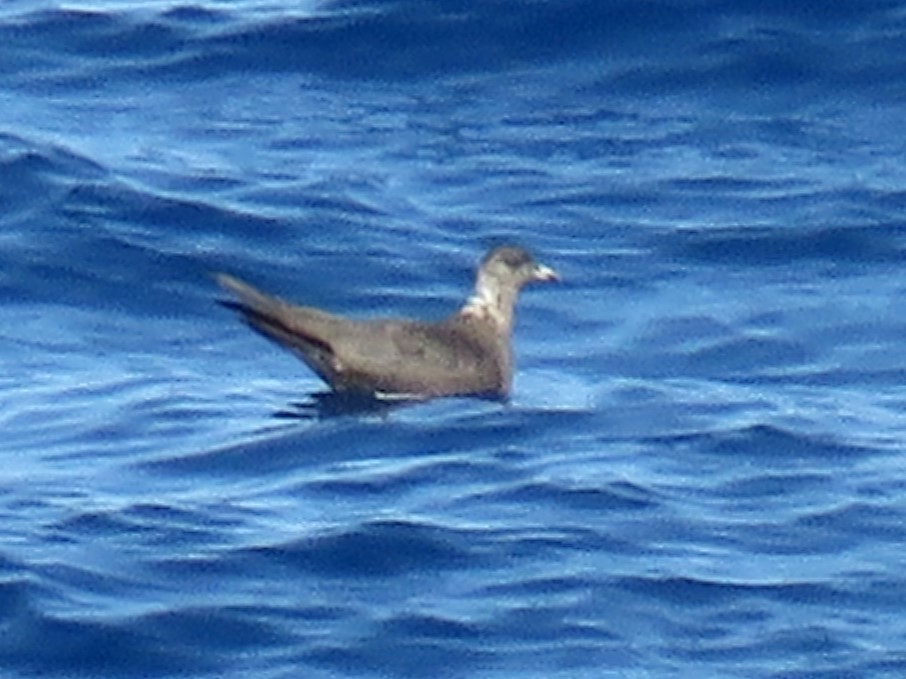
[461,285,505,328]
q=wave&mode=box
[1,0,904,90]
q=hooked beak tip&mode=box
[533,263,559,282]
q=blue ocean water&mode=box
[3,0,906,676]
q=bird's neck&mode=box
[460,274,516,333]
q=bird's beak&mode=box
[532,263,559,282]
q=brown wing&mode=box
[330,318,508,396]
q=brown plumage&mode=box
[216,246,558,399]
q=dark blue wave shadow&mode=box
[243,519,482,577]
[661,224,906,267]
[647,424,878,462]
[0,607,215,677]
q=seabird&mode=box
[216,245,558,399]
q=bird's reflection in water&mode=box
[272,390,507,420]
[273,391,418,419]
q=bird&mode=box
[216,245,558,400]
